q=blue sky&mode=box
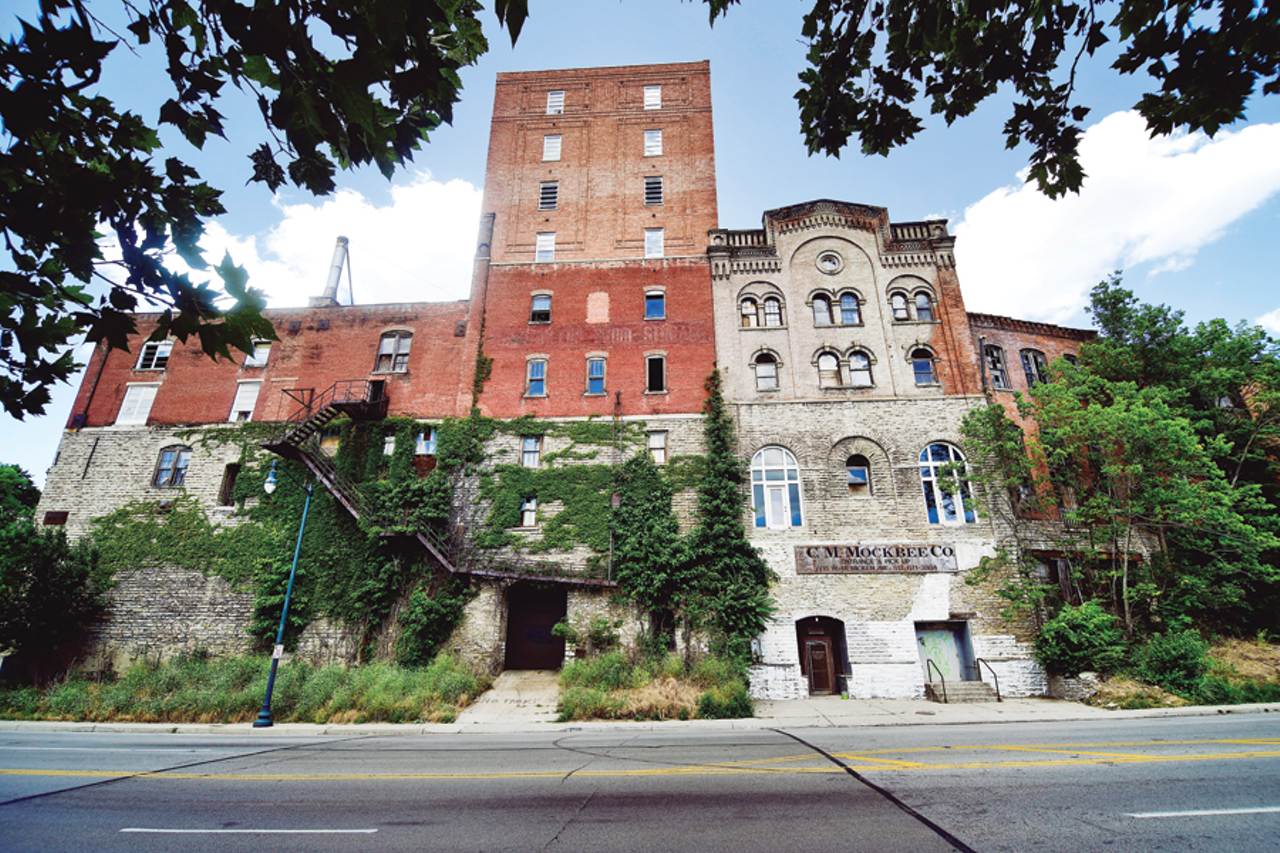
[6,0,1280,486]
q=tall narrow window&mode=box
[751,446,803,528]
[243,340,271,367]
[915,293,935,322]
[645,291,665,319]
[136,340,173,370]
[416,428,438,455]
[1021,349,1048,386]
[542,134,561,161]
[383,433,396,455]
[546,90,564,115]
[740,298,759,328]
[644,175,663,205]
[840,294,861,325]
[763,297,782,326]
[539,181,558,210]
[218,463,241,506]
[646,355,666,393]
[911,349,937,386]
[116,384,158,425]
[818,352,843,388]
[891,293,910,321]
[920,443,975,524]
[526,359,547,396]
[644,228,664,258]
[643,129,662,156]
[643,84,661,109]
[522,436,541,468]
[229,380,262,422]
[846,454,871,494]
[520,497,538,527]
[648,431,667,465]
[530,294,552,323]
[984,345,1009,389]
[755,354,779,391]
[849,352,873,387]
[154,446,192,487]
[375,332,412,372]
[812,296,833,326]
[535,232,555,263]
[586,357,606,394]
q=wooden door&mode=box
[805,639,834,694]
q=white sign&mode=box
[272,644,285,660]
[795,544,959,574]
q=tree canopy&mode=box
[709,0,1280,197]
[0,0,527,419]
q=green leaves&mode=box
[735,0,1280,197]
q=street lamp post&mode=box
[253,460,312,728]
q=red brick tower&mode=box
[463,62,719,419]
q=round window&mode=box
[816,251,843,274]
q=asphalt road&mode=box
[1,715,1278,852]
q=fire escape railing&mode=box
[258,382,615,587]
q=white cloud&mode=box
[954,112,1280,325]
[1259,307,1280,335]
[198,171,483,308]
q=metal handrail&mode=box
[975,658,1002,702]
[925,659,947,704]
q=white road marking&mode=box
[1128,807,1280,819]
[120,828,378,834]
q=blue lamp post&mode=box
[253,460,312,728]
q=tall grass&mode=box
[557,650,752,722]
[0,652,487,724]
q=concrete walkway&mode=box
[2,690,1278,736]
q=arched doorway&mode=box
[503,582,567,670]
[795,616,847,695]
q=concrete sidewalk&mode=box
[2,693,1278,736]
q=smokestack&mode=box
[309,236,349,307]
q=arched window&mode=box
[849,351,873,387]
[817,351,843,388]
[740,298,759,327]
[920,443,975,524]
[911,348,937,385]
[155,446,191,487]
[763,297,783,327]
[1021,349,1048,385]
[846,454,871,495]
[751,446,803,528]
[755,353,779,391]
[914,293,934,322]
[890,293,910,321]
[840,293,861,325]
[812,295,833,326]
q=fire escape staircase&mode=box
[259,381,615,588]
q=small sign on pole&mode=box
[272,644,285,660]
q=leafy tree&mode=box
[611,452,688,628]
[707,0,1280,196]
[0,0,527,418]
[0,464,41,525]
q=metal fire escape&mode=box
[260,381,615,588]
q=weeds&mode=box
[556,650,752,722]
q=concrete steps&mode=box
[925,680,999,704]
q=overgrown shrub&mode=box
[396,581,471,666]
[1035,601,1128,675]
[697,679,753,719]
[1133,630,1210,697]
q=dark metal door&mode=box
[504,584,566,670]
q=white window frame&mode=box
[751,446,804,529]
[229,380,262,422]
[643,129,662,156]
[763,297,783,327]
[243,339,271,367]
[415,428,438,455]
[648,431,667,465]
[840,293,862,325]
[526,359,547,397]
[136,340,173,371]
[542,134,562,161]
[116,383,159,425]
[849,351,874,387]
[920,443,976,525]
[383,433,396,455]
[520,497,538,527]
[643,85,661,110]
[535,232,555,263]
[755,354,779,391]
[530,294,552,323]
[546,90,564,115]
[644,228,664,258]
[521,436,541,468]
[586,357,606,395]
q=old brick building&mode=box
[37,61,1094,700]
